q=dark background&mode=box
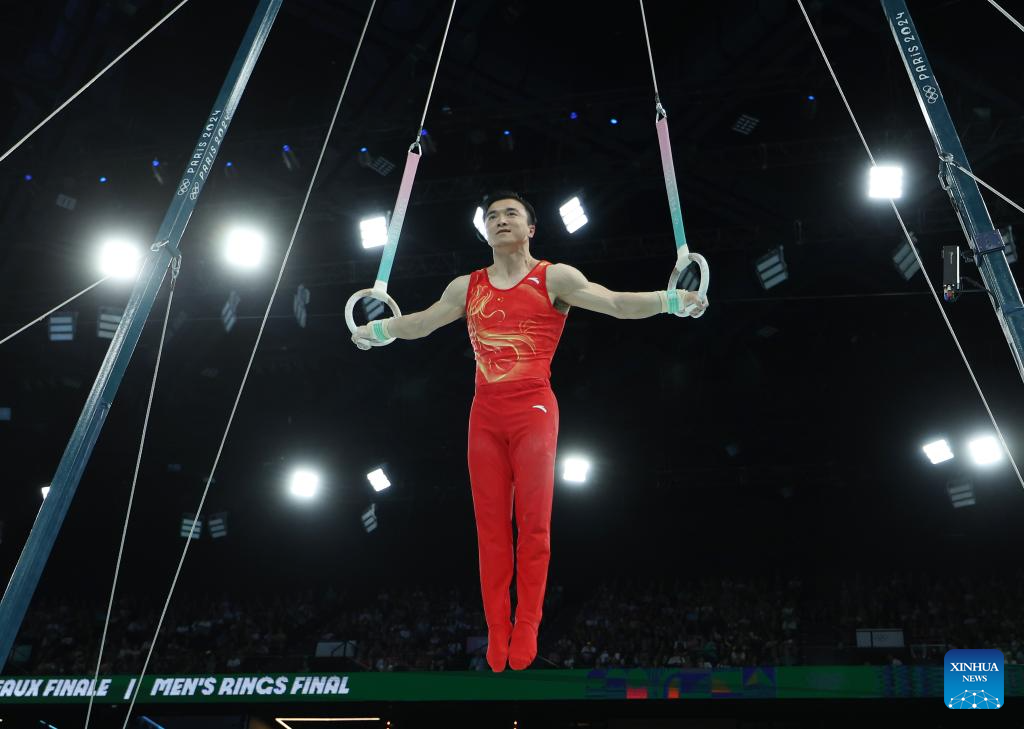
[0,0,1022,608]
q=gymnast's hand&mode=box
[681,290,708,316]
[351,324,374,350]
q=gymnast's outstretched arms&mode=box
[351,263,705,349]
[351,275,469,348]
[545,263,706,319]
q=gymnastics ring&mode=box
[344,286,403,349]
[667,251,710,318]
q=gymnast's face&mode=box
[485,199,535,248]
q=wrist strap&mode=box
[666,289,681,315]
[370,318,391,341]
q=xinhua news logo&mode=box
[945,649,1003,709]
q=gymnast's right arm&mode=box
[352,275,469,348]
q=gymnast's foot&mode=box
[486,623,512,672]
[508,620,538,670]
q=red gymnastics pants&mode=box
[467,378,559,631]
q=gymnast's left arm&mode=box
[548,263,706,319]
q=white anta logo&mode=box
[532,405,548,413]
[527,277,540,285]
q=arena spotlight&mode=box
[224,227,266,269]
[360,215,389,249]
[221,291,241,333]
[922,438,954,465]
[946,477,976,509]
[361,504,378,533]
[369,156,396,177]
[281,144,300,171]
[473,207,487,239]
[180,513,202,539]
[293,285,310,328]
[732,114,759,135]
[289,468,321,499]
[367,468,391,492]
[677,262,700,294]
[41,486,50,499]
[892,234,921,281]
[559,197,588,234]
[98,238,143,280]
[208,512,228,539]
[755,246,788,289]
[49,312,76,342]
[362,297,386,321]
[868,165,903,199]
[968,435,1002,466]
[562,456,590,484]
[97,307,123,340]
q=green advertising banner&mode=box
[0,666,1020,704]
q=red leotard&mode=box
[465,260,567,638]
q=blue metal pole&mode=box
[881,0,1024,381]
[0,0,283,670]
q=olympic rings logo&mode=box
[922,85,939,104]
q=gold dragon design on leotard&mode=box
[466,284,538,382]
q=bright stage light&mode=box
[968,436,1002,466]
[41,486,50,499]
[224,227,266,269]
[473,207,487,239]
[289,468,321,499]
[562,457,590,484]
[868,165,903,199]
[559,197,588,234]
[922,439,953,465]
[367,468,391,492]
[98,238,143,280]
[360,216,389,249]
